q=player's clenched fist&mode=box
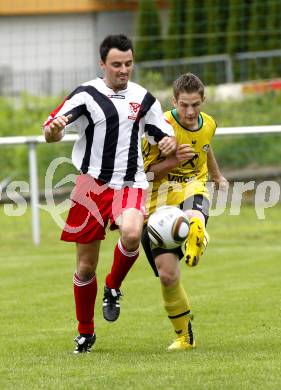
[158,136,177,156]
[50,114,72,133]
[44,114,72,142]
[175,143,196,163]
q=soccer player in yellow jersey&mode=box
[141,73,228,350]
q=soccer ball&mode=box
[147,206,189,249]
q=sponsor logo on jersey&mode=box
[107,94,125,99]
[202,144,210,152]
[128,102,141,120]
[167,173,195,183]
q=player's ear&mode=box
[172,96,177,107]
[99,59,105,71]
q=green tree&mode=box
[207,0,229,55]
[226,0,250,54]
[184,0,208,58]
[164,0,186,59]
[181,0,212,84]
[205,1,230,84]
[248,0,268,52]
[266,0,281,78]
[135,0,164,62]
[226,0,251,81]
[247,0,269,80]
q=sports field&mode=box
[0,203,280,390]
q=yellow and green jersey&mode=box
[143,109,217,215]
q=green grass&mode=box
[0,204,280,389]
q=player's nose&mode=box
[186,107,194,116]
[120,64,128,73]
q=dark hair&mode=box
[99,34,134,62]
[173,73,205,100]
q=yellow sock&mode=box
[161,281,191,337]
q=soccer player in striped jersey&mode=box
[142,73,228,350]
[43,34,176,353]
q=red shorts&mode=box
[61,175,147,243]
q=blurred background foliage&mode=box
[0,90,280,186]
[0,0,281,187]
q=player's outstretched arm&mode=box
[44,114,72,143]
[207,145,228,190]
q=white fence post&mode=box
[28,142,40,245]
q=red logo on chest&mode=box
[128,102,141,120]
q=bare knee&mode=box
[77,257,95,281]
[76,242,100,281]
[159,269,179,287]
[155,253,180,287]
[120,210,143,251]
[121,228,141,251]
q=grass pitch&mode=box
[0,204,280,390]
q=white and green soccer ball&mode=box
[147,206,189,249]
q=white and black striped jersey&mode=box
[45,78,174,189]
